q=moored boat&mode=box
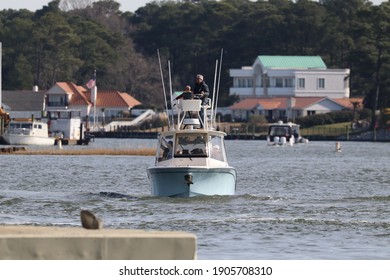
[267,121,308,146]
[2,120,55,146]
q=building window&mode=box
[273,77,293,87]
[298,78,305,89]
[318,78,325,89]
[307,110,315,116]
[237,78,252,88]
[285,78,293,87]
[275,78,283,87]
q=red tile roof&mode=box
[293,97,326,109]
[229,98,264,110]
[56,82,91,106]
[55,82,141,108]
[258,100,282,110]
[333,98,364,109]
[88,90,142,108]
[229,96,359,110]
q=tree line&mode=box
[0,0,389,112]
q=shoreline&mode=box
[0,147,156,156]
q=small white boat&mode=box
[2,120,55,146]
[147,55,236,197]
[267,121,308,146]
[147,99,236,197]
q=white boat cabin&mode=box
[7,121,49,137]
[267,121,307,145]
[156,131,227,164]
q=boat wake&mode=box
[99,192,138,199]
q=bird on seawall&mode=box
[80,210,103,229]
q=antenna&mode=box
[157,49,171,129]
[211,59,218,127]
[168,61,174,129]
[212,48,223,127]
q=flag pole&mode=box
[92,70,97,129]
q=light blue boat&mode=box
[147,98,237,197]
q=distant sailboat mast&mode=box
[86,70,97,129]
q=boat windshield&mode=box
[156,133,227,161]
[269,126,291,137]
[157,135,174,162]
[175,133,207,158]
[292,125,300,135]
[9,123,32,129]
[209,134,226,162]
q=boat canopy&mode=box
[268,122,300,138]
[156,131,227,163]
[8,121,46,130]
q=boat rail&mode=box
[172,99,213,131]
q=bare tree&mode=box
[60,0,93,11]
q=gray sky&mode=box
[0,0,386,13]
[0,0,152,12]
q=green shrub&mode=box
[327,110,354,123]
[248,115,267,125]
[295,109,373,128]
[358,108,372,120]
[295,114,333,128]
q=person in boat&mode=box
[167,140,174,158]
[175,85,194,118]
[175,85,193,100]
[162,140,174,159]
[193,74,210,105]
[193,74,210,127]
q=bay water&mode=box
[1,139,389,259]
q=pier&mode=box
[0,146,26,153]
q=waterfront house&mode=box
[2,83,141,122]
[1,88,47,119]
[229,96,362,122]
[228,55,359,121]
[45,82,141,124]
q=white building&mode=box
[229,55,350,100]
[228,56,357,121]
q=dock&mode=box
[0,146,26,153]
[0,225,197,260]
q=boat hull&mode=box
[147,166,236,197]
[2,134,55,146]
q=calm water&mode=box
[1,139,390,259]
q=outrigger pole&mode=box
[168,61,174,129]
[211,48,223,128]
[157,49,171,129]
[211,59,218,128]
[215,48,223,125]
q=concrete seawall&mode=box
[0,226,197,260]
